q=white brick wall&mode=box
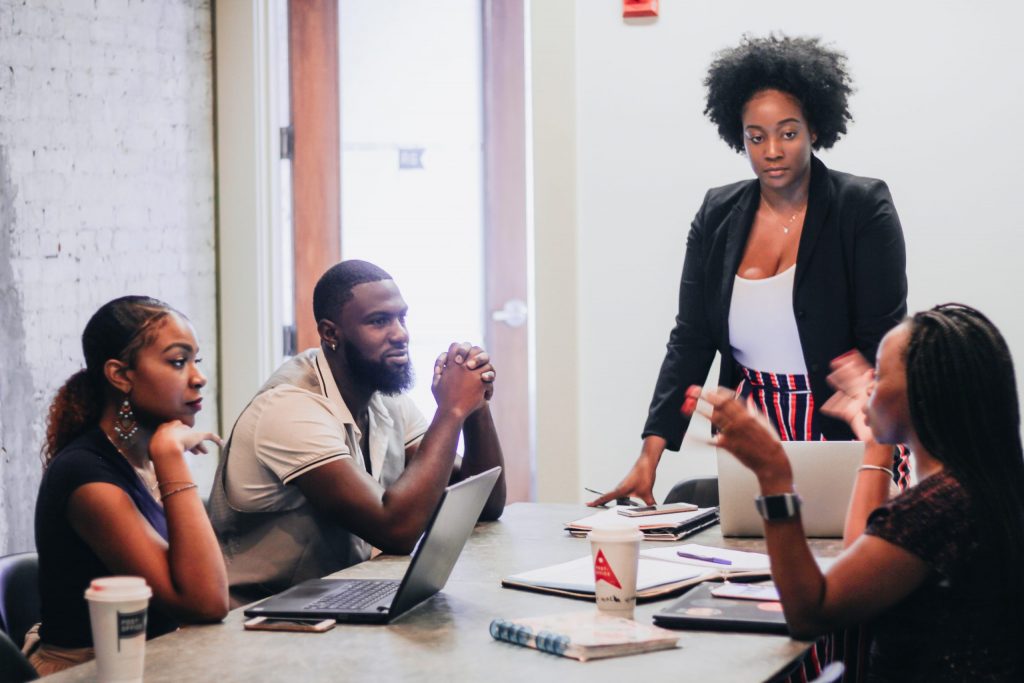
[0,0,216,553]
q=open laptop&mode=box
[244,466,501,624]
[717,441,863,537]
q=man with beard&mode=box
[209,260,506,607]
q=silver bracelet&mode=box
[858,464,893,477]
[160,483,197,501]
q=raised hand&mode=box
[821,351,875,441]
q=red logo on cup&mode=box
[593,549,622,589]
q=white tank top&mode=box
[729,265,808,375]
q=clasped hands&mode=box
[430,342,496,416]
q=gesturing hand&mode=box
[683,385,792,492]
[821,351,875,441]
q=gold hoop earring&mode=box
[113,397,139,444]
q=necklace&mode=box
[103,430,160,493]
[760,194,806,234]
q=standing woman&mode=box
[592,35,908,507]
[26,296,228,675]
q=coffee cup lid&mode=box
[587,525,644,542]
[85,576,152,603]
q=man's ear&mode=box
[103,359,132,395]
[318,318,342,352]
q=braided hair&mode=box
[905,304,1024,615]
[42,296,179,465]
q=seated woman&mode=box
[689,304,1024,681]
[26,296,228,675]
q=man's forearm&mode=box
[461,404,506,518]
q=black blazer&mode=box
[643,156,907,450]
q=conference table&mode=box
[44,503,841,683]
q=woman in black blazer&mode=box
[591,35,908,507]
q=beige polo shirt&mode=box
[208,348,428,607]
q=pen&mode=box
[677,551,733,565]
[584,488,639,506]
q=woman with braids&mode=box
[591,35,909,508]
[691,304,1024,681]
[25,296,228,675]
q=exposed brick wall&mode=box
[0,0,216,553]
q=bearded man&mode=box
[209,260,505,607]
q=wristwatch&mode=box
[754,492,802,521]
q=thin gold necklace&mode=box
[102,430,160,494]
[760,193,806,235]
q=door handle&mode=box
[492,299,528,328]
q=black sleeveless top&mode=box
[34,428,178,647]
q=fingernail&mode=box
[466,361,476,369]
[455,355,464,364]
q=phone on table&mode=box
[617,502,698,517]
[243,616,336,633]
[710,582,780,602]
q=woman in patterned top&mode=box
[691,304,1024,681]
[27,296,229,675]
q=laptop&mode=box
[244,466,501,624]
[717,441,863,537]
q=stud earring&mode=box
[330,343,337,352]
[113,397,139,444]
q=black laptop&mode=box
[244,466,501,624]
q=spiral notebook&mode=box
[489,611,680,661]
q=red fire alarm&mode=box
[623,0,658,18]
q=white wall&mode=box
[0,0,216,553]
[533,1,1024,502]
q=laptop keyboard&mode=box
[303,580,398,611]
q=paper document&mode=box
[505,555,705,594]
[567,506,717,531]
[641,544,771,571]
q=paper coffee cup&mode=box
[588,526,643,619]
[85,576,152,683]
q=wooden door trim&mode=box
[289,0,341,350]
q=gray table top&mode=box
[44,503,842,683]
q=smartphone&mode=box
[710,582,780,602]
[617,502,698,517]
[243,616,336,633]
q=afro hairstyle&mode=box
[703,34,853,153]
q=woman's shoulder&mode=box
[45,429,127,488]
[823,164,894,204]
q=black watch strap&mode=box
[755,492,801,521]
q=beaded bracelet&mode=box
[160,483,198,501]
[858,464,893,477]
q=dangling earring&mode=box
[113,397,139,445]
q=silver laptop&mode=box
[717,442,863,537]
[244,466,501,623]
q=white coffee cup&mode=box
[588,526,643,619]
[85,576,152,683]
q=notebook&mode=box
[244,466,501,624]
[717,441,862,537]
[489,611,680,661]
[564,506,720,541]
[652,581,788,634]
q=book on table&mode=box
[489,610,680,661]
[564,505,720,541]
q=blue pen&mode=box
[677,550,732,565]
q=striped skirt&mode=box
[736,365,910,490]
